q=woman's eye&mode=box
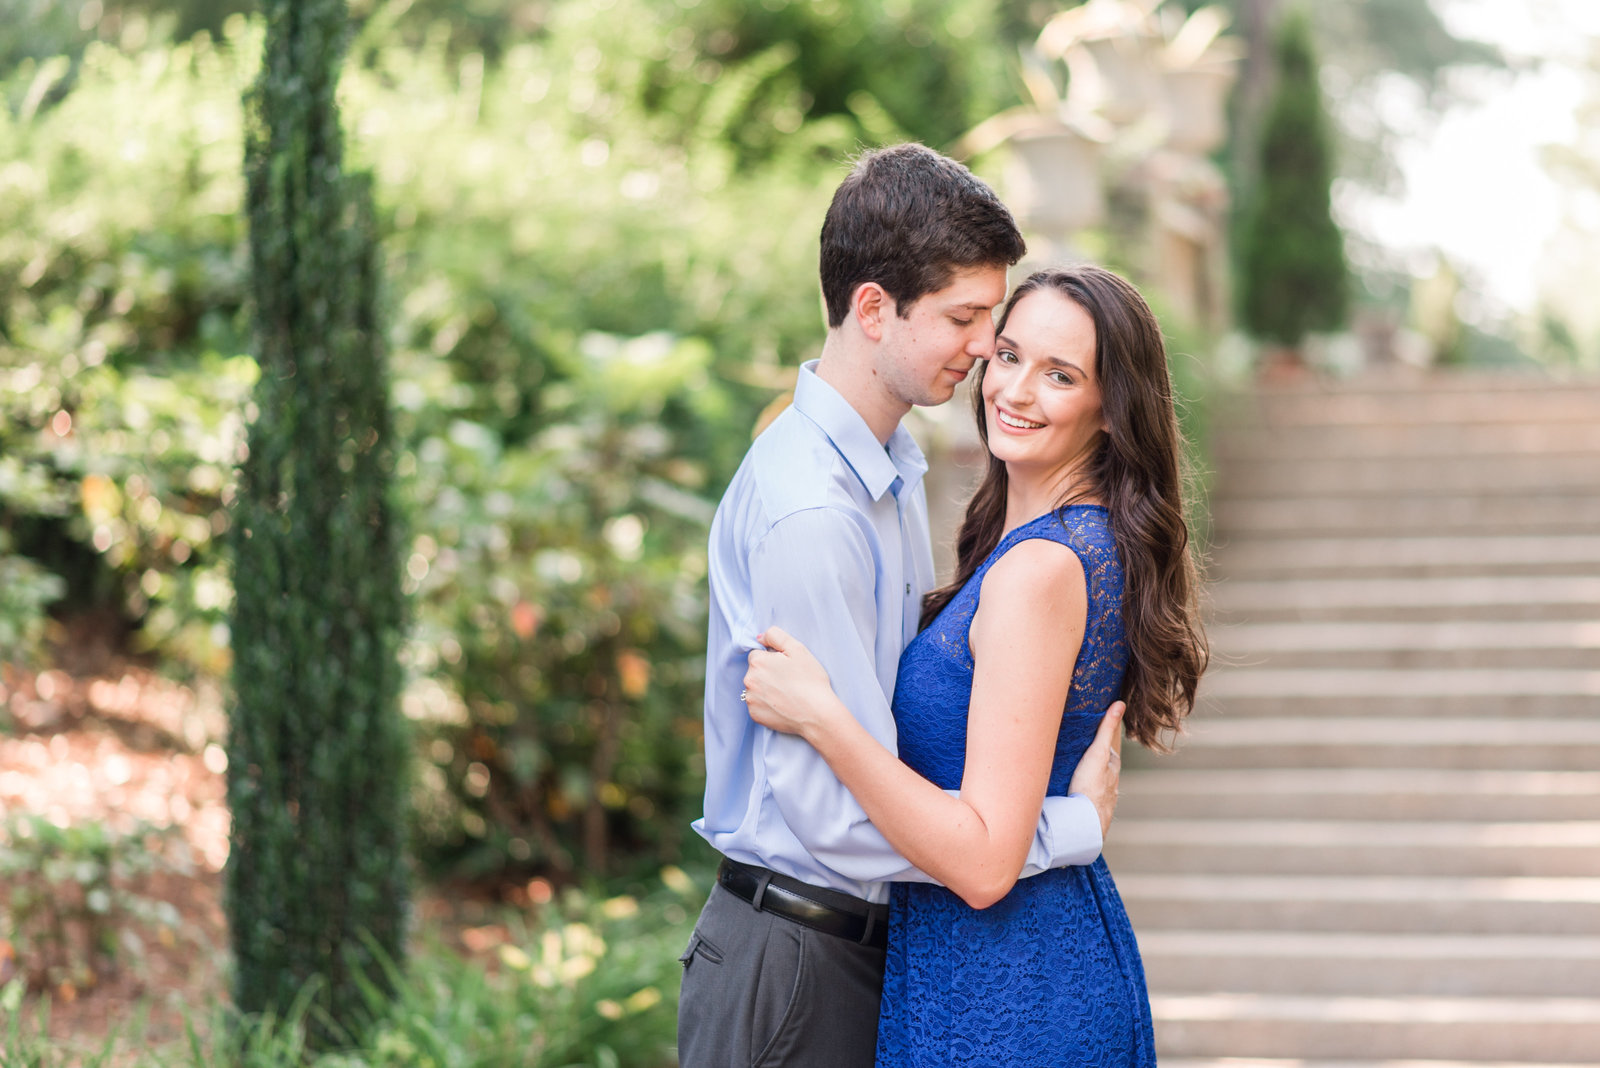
[997,349,1017,363]
[1050,371,1071,385]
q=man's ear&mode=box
[852,282,893,341]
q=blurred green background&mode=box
[1,0,1597,1060]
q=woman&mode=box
[741,265,1207,1065]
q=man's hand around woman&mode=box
[1069,702,1124,839]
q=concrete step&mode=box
[1202,667,1600,701]
[1164,376,1600,1065]
[1209,619,1600,670]
[1194,693,1600,719]
[1208,576,1600,619]
[1210,495,1600,537]
[1218,456,1600,498]
[1242,388,1600,427]
[1214,421,1600,461]
[1116,874,1600,935]
[1213,605,1598,625]
[1247,372,1600,396]
[1211,648,1599,671]
[1210,537,1600,579]
[1104,819,1600,877]
[1150,993,1600,1062]
[1211,618,1600,656]
[1163,1060,1587,1068]
[1165,717,1600,770]
[1116,769,1600,822]
[1139,930,1600,997]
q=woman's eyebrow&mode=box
[997,334,1084,375]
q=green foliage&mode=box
[402,334,723,883]
[670,0,1014,151]
[0,0,988,890]
[0,2,842,884]
[1237,8,1348,348]
[0,866,705,1067]
[0,1,91,80]
[0,815,189,996]
[227,0,409,1044]
[0,532,63,668]
[0,30,255,675]
[1316,0,1502,98]
[337,0,852,883]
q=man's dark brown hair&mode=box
[819,143,1026,329]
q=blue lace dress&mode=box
[876,505,1156,1067]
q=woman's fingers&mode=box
[759,625,791,652]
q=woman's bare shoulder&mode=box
[977,536,1087,626]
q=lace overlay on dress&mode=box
[876,505,1156,1068]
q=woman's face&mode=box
[981,288,1108,480]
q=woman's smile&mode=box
[994,405,1045,431]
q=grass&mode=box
[0,867,705,1068]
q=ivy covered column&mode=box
[227,0,409,1044]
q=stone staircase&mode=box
[1102,372,1600,1067]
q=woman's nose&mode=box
[1000,371,1032,405]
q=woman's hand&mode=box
[742,626,845,742]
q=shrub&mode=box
[225,0,409,1044]
[0,0,860,884]
[1237,8,1349,349]
[0,865,706,1067]
[0,815,189,999]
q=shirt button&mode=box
[905,584,911,595]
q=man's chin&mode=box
[915,383,961,408]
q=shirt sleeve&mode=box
[748,507,1102,885]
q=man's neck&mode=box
[815,336,908,446]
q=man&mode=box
[678,143,1124,1067]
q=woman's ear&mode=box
[852,282,891,342]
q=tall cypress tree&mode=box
[1237,7,1348,351]
[227,0,408,1044]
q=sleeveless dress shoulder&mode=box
[877,504,1156,1067]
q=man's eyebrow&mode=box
[952,301,996,310]
[995,334,1085,374]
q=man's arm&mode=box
[748,507,1107,883]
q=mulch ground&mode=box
[1,661,232,1048]
[0,659,513,1057]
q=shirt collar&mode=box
[793,360,928,502]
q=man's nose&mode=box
[967,325,997,359]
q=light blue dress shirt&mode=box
[693,361,1104,904]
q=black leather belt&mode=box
[717,858,888,950]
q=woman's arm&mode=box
[743,537,1120,909]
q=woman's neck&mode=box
[1001,462,1100,533]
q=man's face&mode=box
[875,265,1009,410]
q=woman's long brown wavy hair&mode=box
[921,265,1207,751]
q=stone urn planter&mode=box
[1162,65,1237,155]
[1067,33,1164,125]
[1005,123,1107,237]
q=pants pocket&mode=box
[750,924,807,1067]
[679,929,725,970]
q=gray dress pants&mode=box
[676,883,886,1067]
